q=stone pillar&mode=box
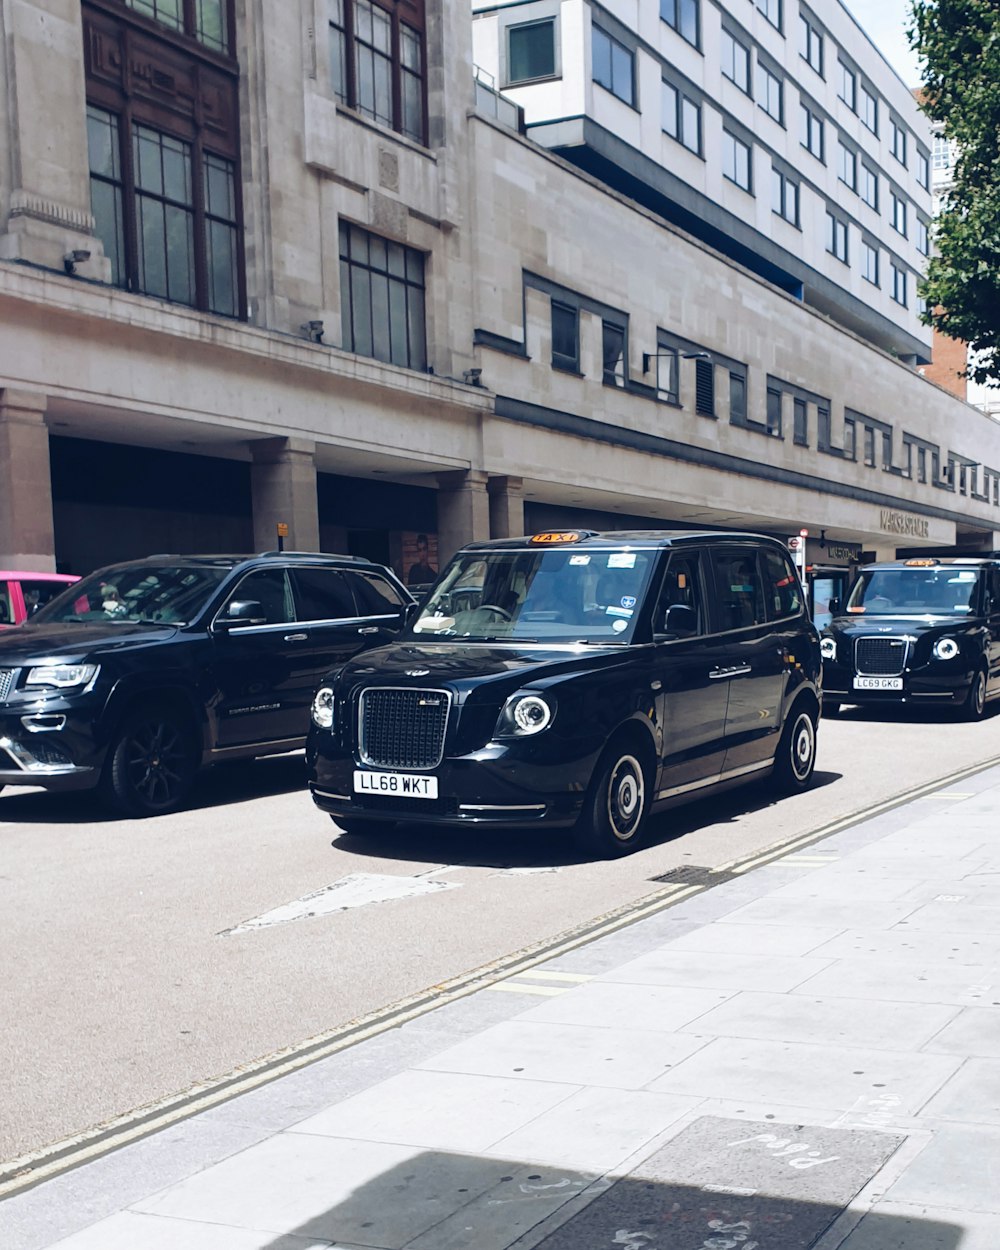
[0,390,55,570]
[436,470,490,564]
[250,438,320,552]
[487,475,524,540]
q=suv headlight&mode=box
[496,692,554,738]
[25,664,99,690]
[933,637,960,661]
[311,686,335,729]
[820,637,837,661]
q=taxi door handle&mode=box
[709,664,752,679]
[283,632,308,642]
[358,625,379,635]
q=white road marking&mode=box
[221,872,460,934]
[517,970,593,982]
[492,865,563,875]
[487,982,567,996]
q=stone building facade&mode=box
[0,0,998,581]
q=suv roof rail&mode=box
[256,550,373,563]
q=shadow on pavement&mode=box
[330,768,843,870]
[831,700,1000,725]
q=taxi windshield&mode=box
[410,547,656,643]
[846,567,981,616]
[33,565,231,627]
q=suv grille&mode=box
[855,637,909,676]
[359,687,450,770]
[0,669,15,702]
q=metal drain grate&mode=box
[649,865,736,886]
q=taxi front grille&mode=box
[0,669,15,702]
[358,687,450,770]
[855,637,909,676]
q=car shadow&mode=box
[330,768,843,869]
[0,752,308,825]
[830,700,1000,724]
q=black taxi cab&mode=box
[820,556,1000,720]
[306,530,822,857]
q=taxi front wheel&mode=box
[576,745,651,859]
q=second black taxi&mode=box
[307,530,821,857]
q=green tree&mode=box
[909,0,1000,384]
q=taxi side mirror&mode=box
[216,599,266,629]
[404,601,421,626]
[829,597,842,616]
[660,604,698,638]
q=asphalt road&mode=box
[3,703,1000,1165]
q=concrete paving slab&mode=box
[766,871,930,903]
[681,991,959,1051]
[514,982,733,1033]
[792,957,999,1006]
[921,1007,1000,1057]
[647,1038,961,1113]
[599,949,831,992]
[835,1201,991,1250]
[806,928,1000,966]
[47,1212,340,1249]
[483,1088,701,1173]
[882,1125,1000,1213]
[530,1115,905,1250]
[291,1070,580,1151]
[896,898,1000,934]
[916,1058,1000,1125]
[717,897,922,930]
[414,1020,708,1089]
[658,921,844,957]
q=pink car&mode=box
[0,572,79,628]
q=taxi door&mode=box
[651,549,731,796]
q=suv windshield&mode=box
[34,564,231,626]
[411,547,656,643]
[846,566,982,616]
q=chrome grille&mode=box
[359,687,450,770]
[0,669,14,702]
[855,637,909,677]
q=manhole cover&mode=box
[649,865,735,886]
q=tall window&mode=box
[551,301,579,371]
[730,369,747,423]
[602,320,626,386]
[826,211,848,263]
[838,60,856,111]
[756,0,781,31]
[917,149,930,189]
[83,3,243,316]
[756,63,783,124]
[837,139,856,192]
[800,13,822,75]
[793,397,808,445]
[860,162,879,210]
[766,387,782,436]
[723,130,752,192]
[860,83,878,133]
[660,0,699,47]
[772,168,799,225]
[891,262,908,306]
[507,19,556,84]
[800,103,824,161]
[328,0,426,144]
[916,217,929,256]
[932,133,953,171]
[862,239,879,285]
[339,222,426,369]
[891,191,908,236]
[662,80,701,154]
[653,342,679,404]
[721,28,750,94]
[891,118,907,166]
[593,25,634,105]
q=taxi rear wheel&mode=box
[576,743,651,859]
[772,705,817,793]
[332,816,397,837]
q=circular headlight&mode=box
[820,637,837,660]
[933,637,960,661]
[512,694,552,735]
[311,686,335,729]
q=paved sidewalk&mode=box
[6,764,1000,1250]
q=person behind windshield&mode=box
[100,584,127,617]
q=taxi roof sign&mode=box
[904,558,938,566]
[530,531,585,544]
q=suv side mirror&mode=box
[217,599,266,629]
[404,601,421,626]
[660,604,698,638]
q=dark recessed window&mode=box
[827,210,849,263]
[602,321,626,386]
[756,62,783,124]
[756,0,781,32]
[328,0,426,144]
[891,191,908,237]
[339,221,426,370]
[593,25,634,106]
[772,168,799,225]
[861,83,878,133]
[721,28,750,94]
[861,162,879,210]
[766,387,783,436]
[660,0,699,48]
[695,358,715,416]
[917,217,929,256]
[891,118,907,166]
[800,103,824,161]
[723,129,752,192]
[729,370,747,423]
[838,60,856,111]
[891,262,908,306]
[125,0,230,52]
[917,149,929,189]
[800,13,823,75]
[551,301,579,372]
[508,19,556,84]
[793,397,808,445]
[662,79,701,154]
[838,139,857,192]
[862,239,879,285]
[654,344,679,403]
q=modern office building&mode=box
[1,0,999,587]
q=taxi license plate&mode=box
[853,676,903,690]
[353,770,438,799]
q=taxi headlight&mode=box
[25,664,99,690]
[311,686,335,729]
[933,637,960,661]
[497,692,554,737]
[820,637,837,661]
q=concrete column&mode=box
[487,475,524,540]
[0,390,55,571]
[250,437,320,552]
[436,470,490,564]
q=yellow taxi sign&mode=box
[530,531,584,545]
[904,558,937,566]
[276,522,290,538]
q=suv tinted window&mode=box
[347,570,406,615]
[714,549,767,630]
[761,547,803,620]
[229,568,294,625]
[0,583,12,624]
[654,551,706,635]
[291,568,358,621]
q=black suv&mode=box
[821,556,1000,720]
[306,530,821,857]
[0,552,411,815]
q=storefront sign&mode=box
[879,509,929,539]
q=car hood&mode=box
[825,614,980,640]
[0,620,179,664]
[336,638,632,695]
